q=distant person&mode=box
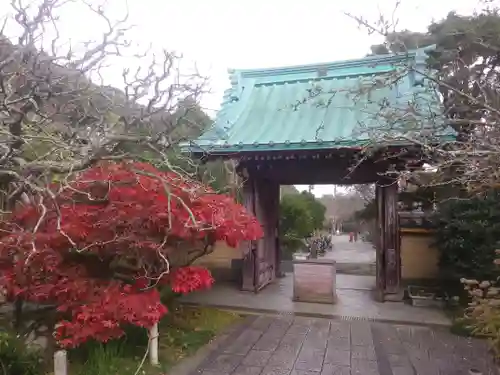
[349,232,354,242]
[354,231,358,242]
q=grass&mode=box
[70,304,243,375]
[156,304,242,367]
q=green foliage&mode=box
[352,198,377,221]
[298,192,327,230]
[371,10,500,139]
[280,195,313,251]
[280,192,326,252]
[433,191,500,284]
[0,331,43,375]
[449,315,476,338]
[71,306,241,375]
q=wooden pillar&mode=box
[375,184,386,301]
[269,181,282,278]
[376,180,401,299]
[383,181,400,294]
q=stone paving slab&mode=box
[180,274,451,327]
[189,315,498,375]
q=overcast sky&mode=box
[130,0,474,197]
[2,0,479,197]
[123,0,477,112]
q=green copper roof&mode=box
[186,45,454,154]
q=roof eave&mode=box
[181,132,456,157]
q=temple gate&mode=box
[184,46,452,301]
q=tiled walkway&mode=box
[189,315,498,375]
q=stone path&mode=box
[324,235,376,265]
[282,234,376,275]
[181,274,450,326]
[190,315,497,375]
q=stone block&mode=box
[54,350,68,375]
[292,259,336,304]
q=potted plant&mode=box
[407,285,447,308]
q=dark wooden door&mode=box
[240,177,278,292]
[241,178,257,291]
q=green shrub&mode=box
[449,317,476,337]
[0,331,43,375]
[433,191,500,291]
[280,192,326,253]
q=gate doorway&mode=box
[236,157,400,301]
[279,184,377,295]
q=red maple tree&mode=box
[0,161,262,348]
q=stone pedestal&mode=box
[292,258,336,304]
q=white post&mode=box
[149,323,159,366]
[54,350,68,375]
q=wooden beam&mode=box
[195,144,426,164]
[241,158,389,185]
